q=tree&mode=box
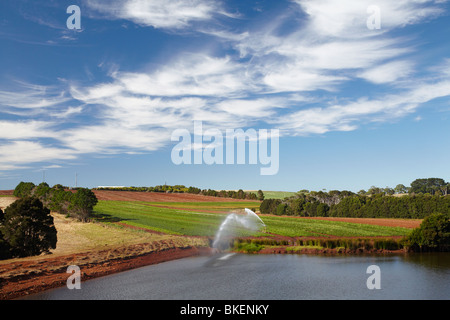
[410,178,447,195]
[13,181,36,198]
[367,186,383,195]
[406,213,450,251]
[0,197,57,258]
[259,199,281,214]
[394,184,408,194]
[257,190,265,201]
[69,188,98,222]
[33,182,51,202]
[276,203,287,215]
[418,213,450,249]
[0,208,11,259]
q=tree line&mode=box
[357,178,450,196]
[14,181,98,222]
[260,178,450,219]
[95,185,265,201]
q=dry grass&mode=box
[0,196,17,211]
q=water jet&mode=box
[212,208,266,250]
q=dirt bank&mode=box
[0,245,212,300]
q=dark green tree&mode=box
[33,182,51,203]
[13,181,36,198]
[367,186,383,195]
[0,197,57,258]
[0,208,11,259]
[259,199,282,214]
[257,190,265,201]
[410,178,447,195]
[69,188,98,222]
[406,213,450,251]
[418,213,450,249]
[276,203,287,215]
[394,184,408,194]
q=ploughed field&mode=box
[92,190,254,202]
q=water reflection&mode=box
[22,253,449,300]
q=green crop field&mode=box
[262,216,410,237]
[92,200,411,239]
[261,191,297,199]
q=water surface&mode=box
[24,253,450,300]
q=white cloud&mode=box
[0,81,70,110]
[117,55,249,98]
[358,60,415,84]
[0,141,76,170]
[85,0,223,29]
[274,78,450,136]
[0,121,57,140]
[294,0,446,38]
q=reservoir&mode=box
[24,253,449,300]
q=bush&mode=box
[406,213,450,251]
[69,188,98,222]
[0,197,57,258]
[233,240,263,253]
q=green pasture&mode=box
[261,216,410,237]
[261,191,297,199]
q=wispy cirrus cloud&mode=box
[0,141,76,171]
[274,76,450,136]
[294,0,447,38]
[0,81,70,110]
[85,0,228,30]
[1,0,450,173]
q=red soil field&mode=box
[92,190,254,202]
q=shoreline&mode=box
[0,245,213,300]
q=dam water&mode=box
[23,252,449,300]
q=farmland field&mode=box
[261,191,297,199]
[92,199,412,239]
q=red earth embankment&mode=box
[0,244,212,300]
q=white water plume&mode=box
[212,208,266,250]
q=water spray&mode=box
[212,208,266,250]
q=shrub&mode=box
[69,188,99,222]
[406,213,450,251]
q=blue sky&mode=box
[1,0,450,192]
